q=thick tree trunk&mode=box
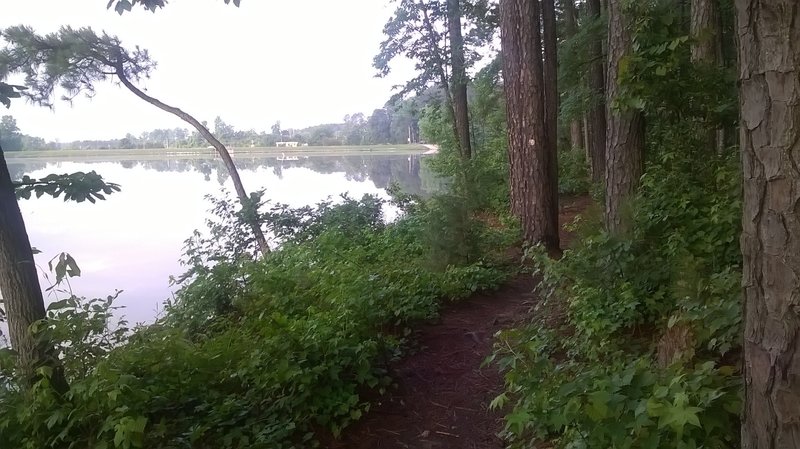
[737,1,800,447]
[0,146,68,392]
[563,0,584,151]
[447,0,472,160]
[541,0,559,227]
[542,0,559,158]
[563,0,578,35]
[587,0,607,183]
[691,0,723,151]
[690,0,719,63]
[500,0,560,252]
[115,67,270,256]
[570,120,584,150]
[605,0,645,234]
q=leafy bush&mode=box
[0,192,513,449]
[491,337,741,449]
[492,150,743,448]
[558,148,590,195]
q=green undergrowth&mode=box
[491,148,743,449]
[0,190,516,449]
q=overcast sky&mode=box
[1,0,415,141]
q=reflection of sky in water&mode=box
[12,155,425,326]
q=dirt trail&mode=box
[326,197,590,449]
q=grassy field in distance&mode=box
[4,144,429,162]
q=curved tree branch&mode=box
[112,59,271,255]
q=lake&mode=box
[8,153,434,326]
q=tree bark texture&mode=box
[115,66,271,256]
[541,0,559,157]
[587,0,607,183]
[500,0,560,251]
[447,0,473,160]
[605,0,645,234]
[0,145,67,391]
[563,0,584,151]
[737,1,800,447]
[690,0,720,63]
[570,120,584,150]
[691,0,724,152]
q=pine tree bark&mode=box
[604,0,645,234]
[0,145,68,392]
[691,0,723,152]
[542,0,559,158]
[563,0,584,151]
[447,0,472,160]
[500,0,560,252]
[570,120,584,150]
[690,0,719,63]
[114,64,270,256]
[541,0,559,228]
[587,0,607,183]
[737,1,800,447]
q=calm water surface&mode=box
[9,154,431,325]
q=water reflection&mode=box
[9,154,432,325]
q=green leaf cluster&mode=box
[491,129,743,449]
[0,190,513,449]
[14,171,121,202]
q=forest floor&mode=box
[326,196,591,449]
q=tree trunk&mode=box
[542,0,559,159]
[690,0,719,63]
[570,120,584,150]
[563,0,578,35]
[447,0,472,160]
[0,145,68,392]
[418,0,461,155]
[737,1,800,447]
[500,0,560,252]
[604,0,645,234]
[691,0,723,152]
[563,0,584,151]
[115,67,270,256]
[587,0,607,183]
[583,116,591,162]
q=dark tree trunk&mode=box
[737,1,800,447]
[583,116,591,161]
[563,0,584,151]
[691,0,723,151]
[690,0,719,63]
[0,145,68,392]
[115,66,270,256]
[541,0,559,159]
[570,121,584,150]
[541,0,559,228]
[447,0,472,160]
[604,0,645,234]
[500,0,560,252]
[586,0,607,183]
[563,0,579,35]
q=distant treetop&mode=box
[107,0,241,14]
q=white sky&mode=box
[1,0,415,141]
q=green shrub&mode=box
[0,192,513,449]
[492,150,743,448]
[558,148,590,195]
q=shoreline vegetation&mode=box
[4,144,429,162]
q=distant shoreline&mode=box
[4,144,428,163]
